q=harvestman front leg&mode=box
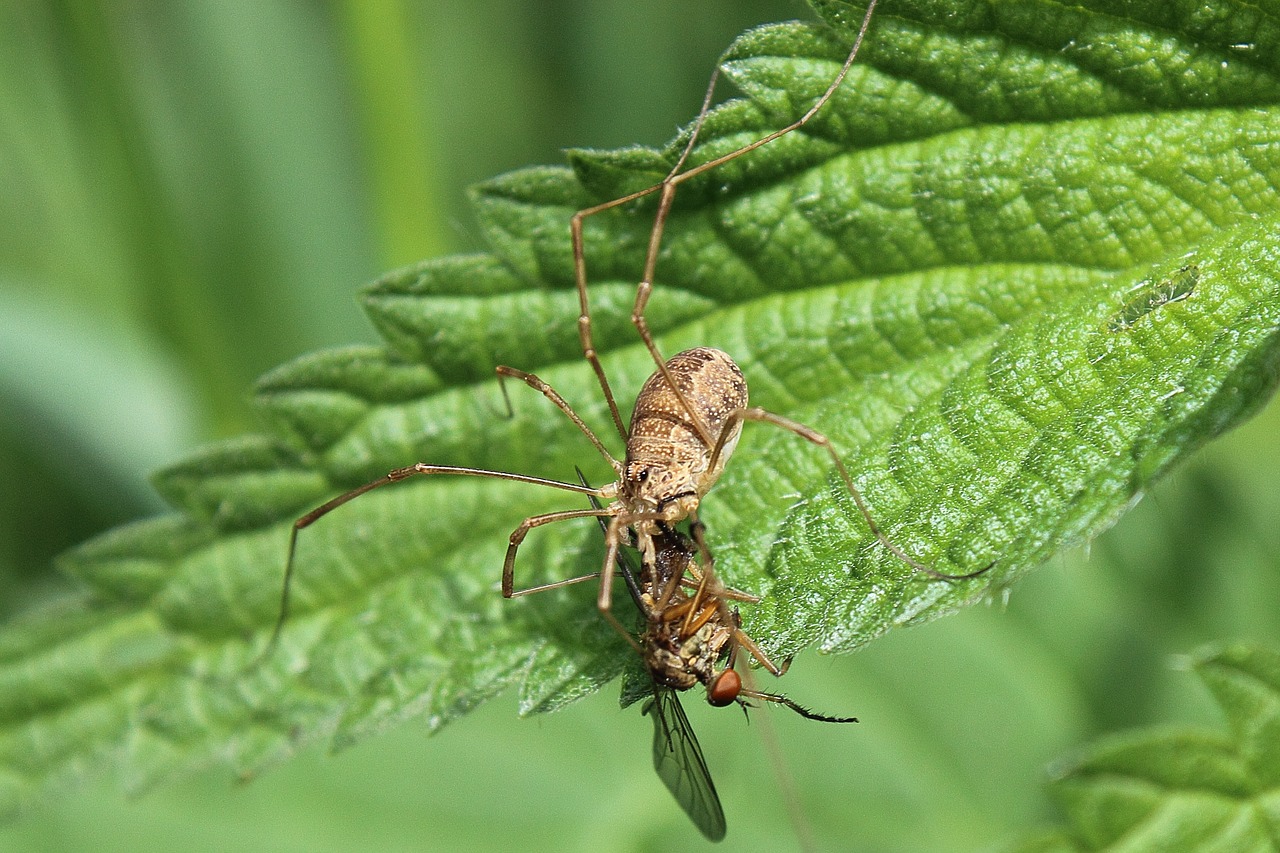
[494,364,742,650]
[491,364,663,646]
[706,407,991,582]
[495,365,622,474]
[266,464,611,665]
[501,508,616,598]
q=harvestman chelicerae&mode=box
[270,0,983,657]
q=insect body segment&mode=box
[612,346,746,580]
[632,525,741,697]
[624,343,747,481]
[624,346,747,511]
[633,525,858,723]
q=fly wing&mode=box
[643,687,727,841]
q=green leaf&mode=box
[997,644,1280,852]
[4,0,1280,815]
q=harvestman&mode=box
[271,0,983,655]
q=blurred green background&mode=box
[2,1,1278,850]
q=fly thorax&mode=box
[678,622,731,688]
[643,634,698,690]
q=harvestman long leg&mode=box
[267,464,612,662]
[571,0,881,448]
[495,365,621,473]
[706,407,991,581]
[501,508,617,598]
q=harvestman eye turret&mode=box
[268,0,984,657]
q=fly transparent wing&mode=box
[644,687,727,841]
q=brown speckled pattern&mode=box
[626,347,747,476]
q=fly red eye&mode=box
[707,669,741,707]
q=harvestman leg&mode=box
[706,407,991,582]
[492,365,656,645]
[680,514,745,629]
[570,0,881,449]
[273,359,645,656]
[267,465,612,662]
[495,365,622,473]
[502,508,617,597]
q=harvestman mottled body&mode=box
[271,0,982,657]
